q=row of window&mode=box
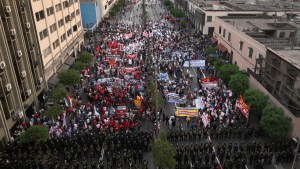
[218,26,263,61]
[43,22,81,58]
[35,0,79,22]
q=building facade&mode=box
[100,0,117,21]
[0,0,45,149]
[30,0,85,84]
[214,15,300,137]
[185,0,300,36]
[80,0,102,31]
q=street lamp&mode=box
[292,137,300,169]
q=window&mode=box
[67,28,72,37]
[46,6,54,16]
[58,19,64,27]
[61,33,66,42]
[223,29,226,38]
[105,5,107,9]
[228,32,231,42]
[35,10,45,22]
[69,0,74,5]
[257,54,263,65]
[65,15,70,23]
[33,0,40,2]
[39,28,48,40]
[279,32,285,38]
[63,1,69,8]
[76,9,80,16]
[71,12,75,20]
[219,26,221,34]
[52,39,60,49]
[207,16,212,22]
[49,23,57,33]
[74,0,78,2]
[77,21,81,28]
[248,47,253,58]
[43,46,51,58]
[239,41,244,51]
[73,25,78,32]
[55,4,62,12]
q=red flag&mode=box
[96,45,101,51]
[237,95,250,119]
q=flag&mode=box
[64,95,72,108]
[237,95,250,120]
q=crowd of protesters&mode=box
[0,0,298,169]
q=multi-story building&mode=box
[0,0,45,149]
[29,0,85,86]
[185,0,300,36]
[214,15,300,137]
[79,0,116,32]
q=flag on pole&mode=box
[64,95,72,108]
[237,95,250,120]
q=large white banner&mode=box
[183,60,205,67]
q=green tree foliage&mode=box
[18,125,49,144]
[204,46,218,56]
[218,64,240,83]
[44,104,63,119]
[77,52,92,63]
[148,79,165,111]
[58,69,81,85]
[153,132,176,169]
[51,86,67,100]
[228,73,249,96]
[164,0,172,6]
[179,20,187,27]
[214,59,224,71]
[243,88,269,120]
[170,8,184,18]
[260,105,292,138]
[71,61,86,71]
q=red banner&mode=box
[237,95,250,119]
[200,77,218,89]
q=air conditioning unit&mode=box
[16,50,22,57]
[0,61,5,69]
[10,29,16,36]
[25,23,30,29]
[21,71,26,78]
[18,111,24,119]
[39,77,43,84]
[4,6,11,13]
[5,83,12,92]
[26,89,31,96]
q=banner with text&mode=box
[175,107,199,117]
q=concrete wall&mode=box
[214,17,267,72]
[249,75,300,138]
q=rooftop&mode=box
[220,16,299,50]
[276,50,300,70]
[188,0,300,12]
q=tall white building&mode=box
[30,0,84,84]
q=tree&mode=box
[204,46,218,56]
[148,79,165,111]
[179,20,187,27]
[44,104,62,119]
[228,73,249,96]
[71,61,86,71]
[18,125,49,144]
[51,86,67,100]
[77,52,92,63]
[153,132,176,169]
[218,64,239,83]
[214,59,224,72]
[260,105,292,138]
[243,88,268,121]
[57,69,81,85]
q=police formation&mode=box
[167,127,296,169]
[0,130,153,169]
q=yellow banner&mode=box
[175,107,199,117]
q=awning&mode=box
[56,64,70,73]
[64,56,76,66]
[210,36,218,44]
[47,73,59,88]
[217,43,228,53]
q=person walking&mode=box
[186,116,190,128]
